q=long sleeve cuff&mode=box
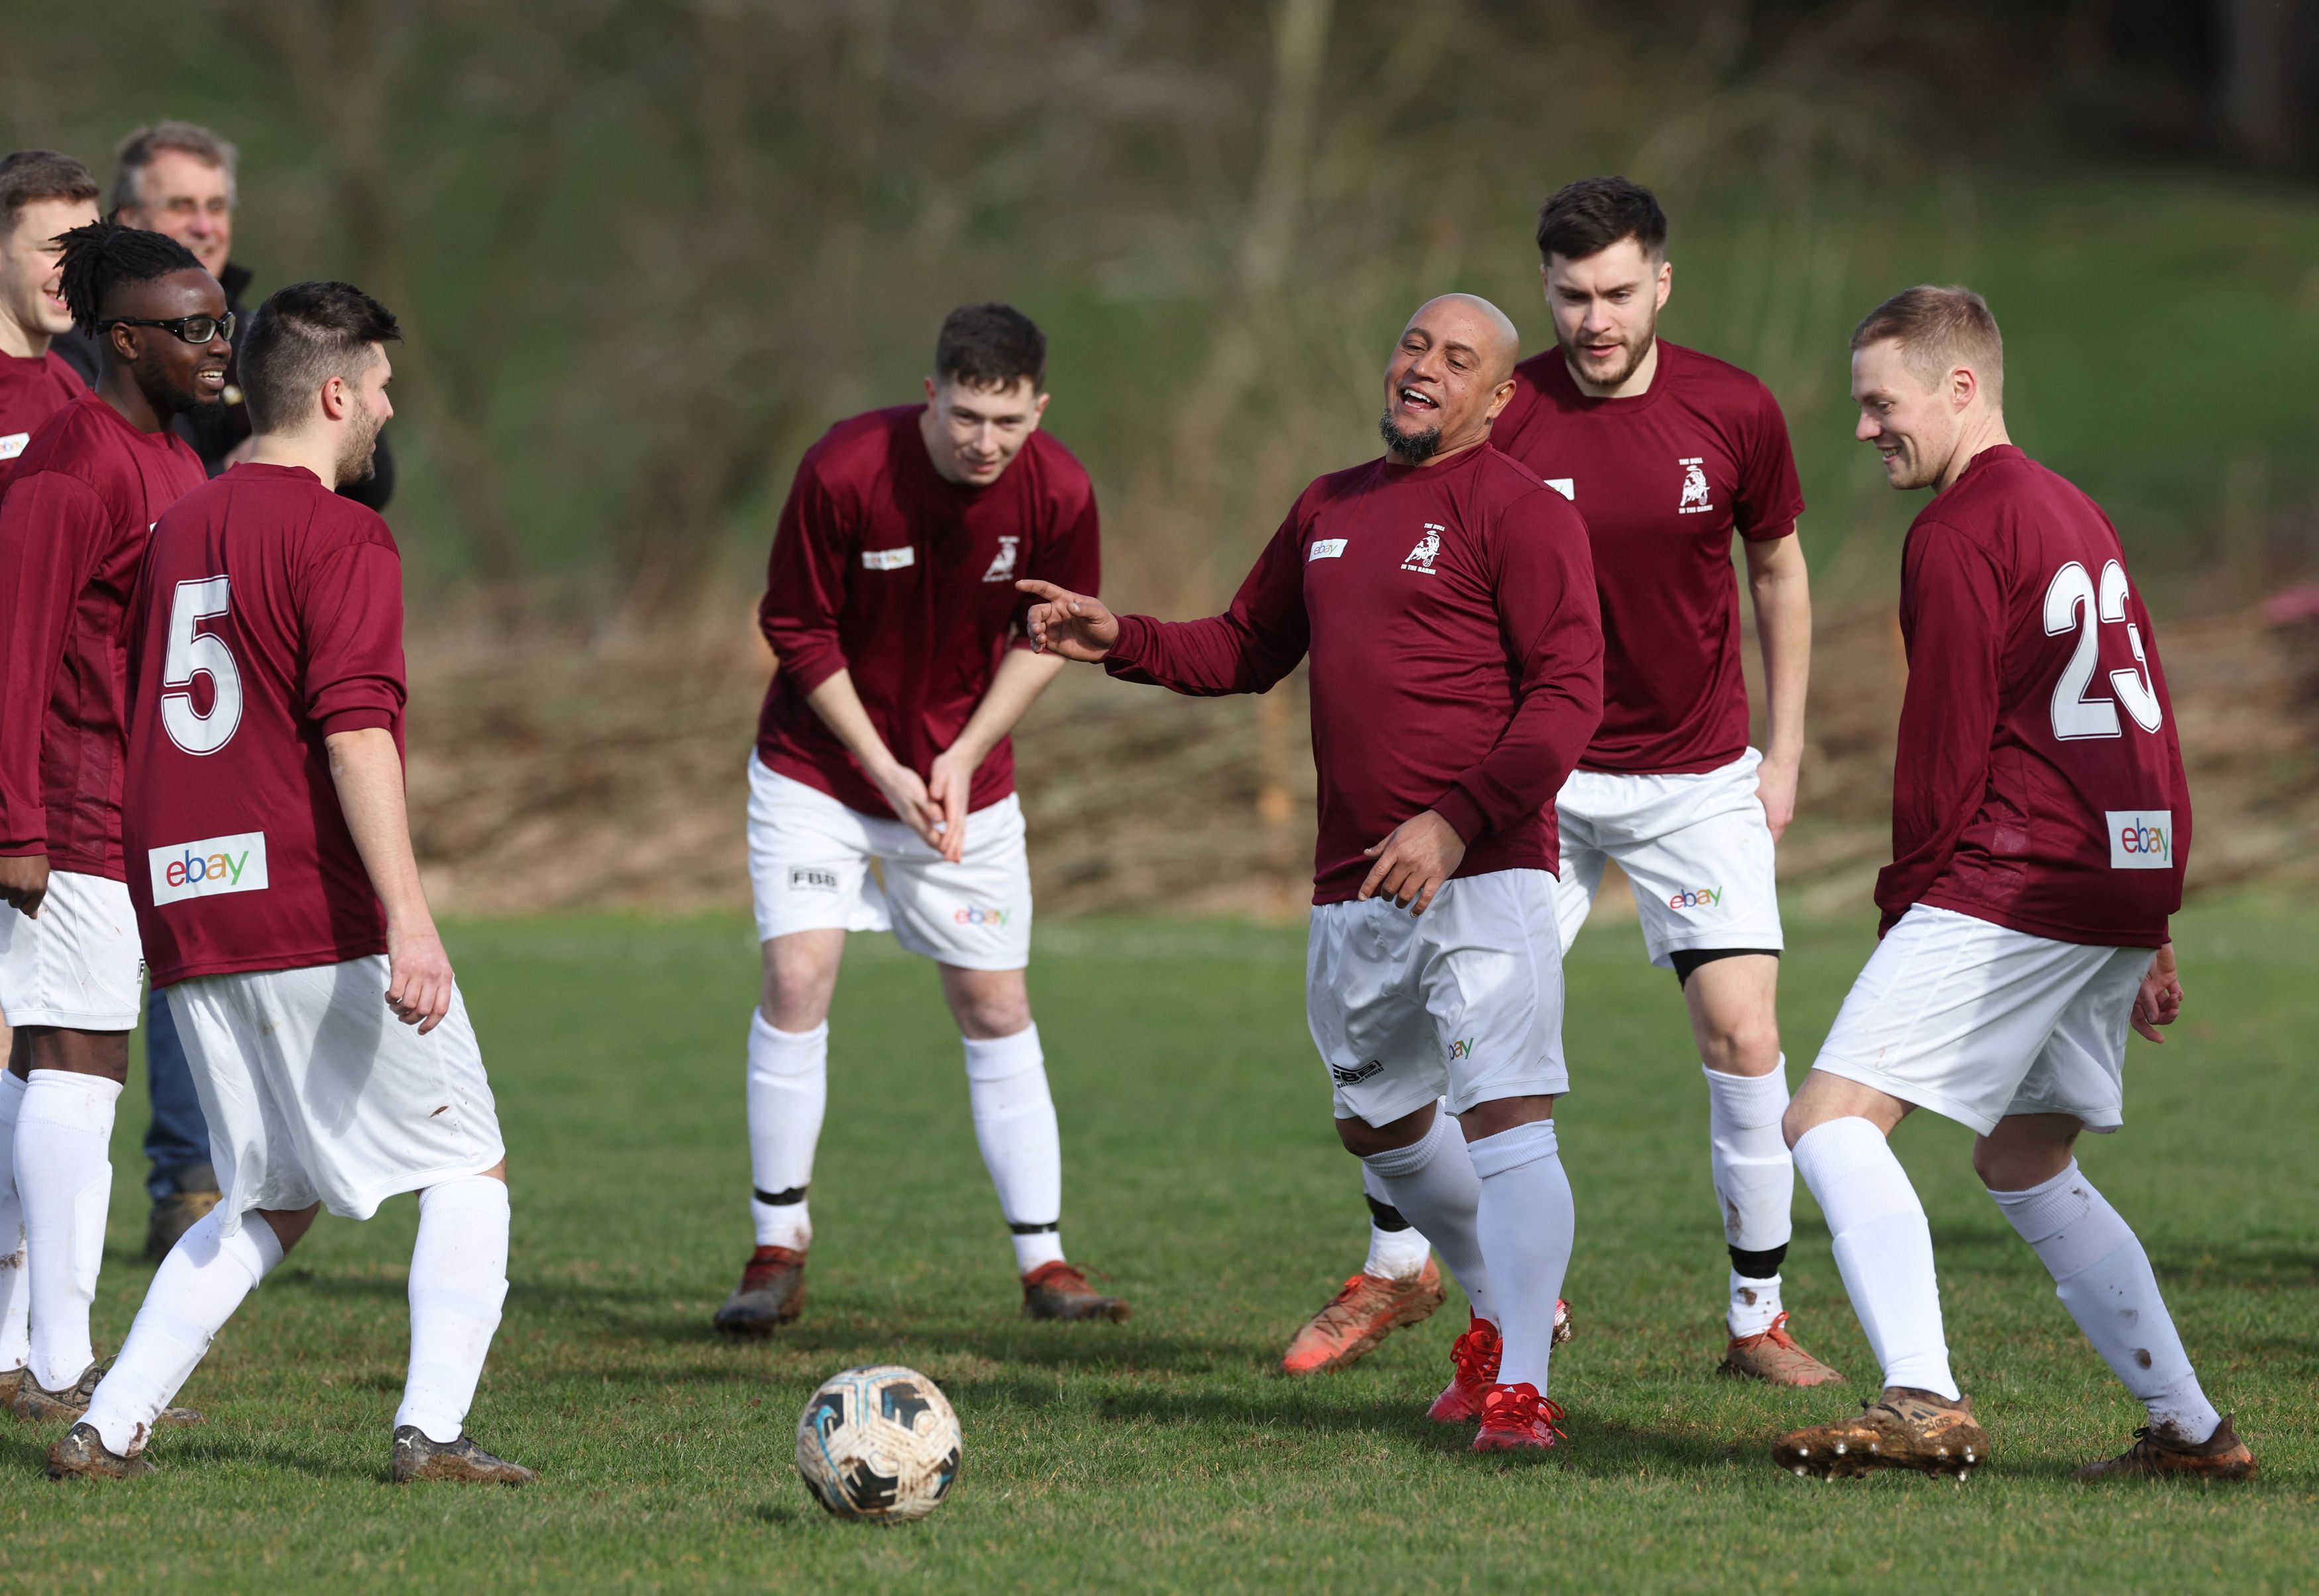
[1431,784,1491,845]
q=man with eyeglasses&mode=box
[55,121,398,1258]
[0,222,224,1422]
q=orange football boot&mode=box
[1281,1258,1446,1376]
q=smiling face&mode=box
[105,267,232,418]
[1379,294,1519,463]
[119,149,234,279]
[1543,236,1670,396]
[1851,337,1974,492]
[919,375,1048,486]
[0,196,102,350]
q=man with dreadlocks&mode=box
[0,222,225,1422]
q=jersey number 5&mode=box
[2043,558,2162,740]
[162,576,243,755]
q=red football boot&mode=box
[1472,1381,1567,1453]
[1425,1316,1501,1422]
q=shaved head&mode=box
[1382,293,1523,464]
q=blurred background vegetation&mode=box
[12,1,2319,912]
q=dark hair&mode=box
[1535,176,1668,265]
[0,150,99,239]
[241,280,401,433]
[1851,284,2006,409]
[112,121,238,217]
[56,221,203,335]
[934,303,1046,391]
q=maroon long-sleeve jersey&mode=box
[0,350,85,496]
[756,405,1101,818]
[123,464,406,985]
[1489,342,1804,774]
[1877,445,2188,947]
[1105,442,1603,904]
[0,392,205,877]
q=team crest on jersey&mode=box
[981,535,1020,583]
[1676,457,1713,515]
[1401,523,1445,574]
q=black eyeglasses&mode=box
[97,312,235,346]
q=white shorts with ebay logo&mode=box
[1554,748,1784,968]
[746,755,1033,971]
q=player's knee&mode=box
[1701,1017,1780,1075]
[1779,1100,1813,1151]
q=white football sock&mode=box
[1468,1119,1575,1393]
[746,1013,826,1251]
[0,1072,28,1373]
[1990,1161,2222,1444]
[396,1175,511,1445]
[1359,1164,1431,1279]
[85,1208,281,1457]
[961,1025,1065,1274]
[1704,1061,1795,1335]
[1361,1109,1493,1324]
[17,1069,120,1390]
[1793,1116,1957,1400]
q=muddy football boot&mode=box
[1281,1258,1445,1375]
[144,1161,224,1263]
[712,1245,807,1336]
[2075,1414,2257,1482]
[1719,1311,1845,1387]
[391,1425,537,1485]
[1472,1382,1567,1453]
[1774,1387,1987,1479]
[11,1363,201,1427]
[46,1422,153,1480]
[0,1367,22,1409]
[1022,1260,1130,1322]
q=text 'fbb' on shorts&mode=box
[1306,868,1569,1126]
[0,870,143,1030]
[1555,748,1784,967]
[747,755,1033,972]
[1809,904,2155,1137]
[164,955,507,1235]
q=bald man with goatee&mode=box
[1021,294,1604,1452]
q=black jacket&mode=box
[53,261,394,512]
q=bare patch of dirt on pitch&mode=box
[404,599,2319,920]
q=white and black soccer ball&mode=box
[794,1364,962,1524]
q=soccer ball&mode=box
[794,1364,962,1524]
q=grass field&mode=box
[0,897,2311,1592]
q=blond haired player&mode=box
[1768,287,2252,1483]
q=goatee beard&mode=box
[1378,411,1442,462]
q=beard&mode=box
[1378,409,1443,462]
[335,403,386,489]
[1556,314,1655,391]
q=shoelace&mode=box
[1483,1385,1568,1439]
[1751,1310,1802,1350]
[1448,1323,1501,1386]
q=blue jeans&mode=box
[142,988,213,1199]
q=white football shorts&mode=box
[1555,747,1784,967]
[747,755,1033,972]
[1306,868,1570,1126]
[164,956,506,1234]
[0,870,143,1030]
[1809,905,2155,1137]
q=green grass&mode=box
[0,898,2311,1592]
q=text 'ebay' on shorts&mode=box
[747,755,1032,971]
[1305,868,1569,1126]
[1809,904,2154,1137]
[0,870,143,1030]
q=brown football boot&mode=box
[2075,1414,2257,1482]
[145,1162,224,1262]
[1022,1260,1130,1322]
[46,1422,154,1481]
[712,1245,807,1336]
[11,1363,202,1427]
[0,1366,23,1409]
[1281,1258,1446,1375]
[1720,1312,1846,1387]
[1773,1387,1988,1479]
[390,1425,537,1485]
